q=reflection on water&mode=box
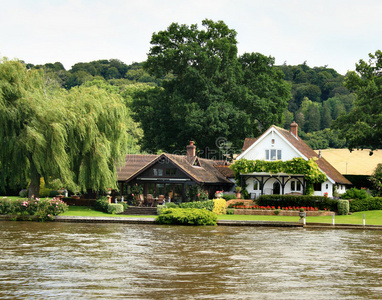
[1,221,382,299]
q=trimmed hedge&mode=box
[257,195,338,211]
[156,208,217,226]
[337,200,349,215]
[213,198,226,215]
[350,197,382,212]
[107,203,124,214]
[179,200,214,211]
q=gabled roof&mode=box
[242,138,257,152]
[117,153,232,184]
[240,125,352,185]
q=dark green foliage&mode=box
[333,50,382,153]
[135,19,291,153]
[179,200,215,211]
[299,129,346,149]
[95,197,109,213]
[257,195,338,211]
[337,200,349,215]
[350,197,382,212]
[341,188,369,200]
[156,208,217,225]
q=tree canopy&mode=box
[0,59,132,197]
[333,50,382,153]
[134,19,291,153]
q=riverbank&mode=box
[2,214,382,230]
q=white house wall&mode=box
[241,129,303,161]
[313,180,333,197]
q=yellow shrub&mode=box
[213,198,226,215]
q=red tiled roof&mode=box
[242,138,257,152]
[242,125,352,185]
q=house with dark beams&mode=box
[117,142,234,202]
[236,122,352,199]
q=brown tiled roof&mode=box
[117,154,159,181]
[242,138,257,152]
[242,125,352,185]
[116,153,232,184]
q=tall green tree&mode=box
[0,59,130,197]
[333,50,382,153]
[135,19,290,153]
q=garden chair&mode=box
[146,194,153,207]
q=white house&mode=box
[235,122,352,198]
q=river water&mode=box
[1,221,382,299]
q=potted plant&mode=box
[299,208,306,218]
[214,190,223,198]
[235,186,242,199]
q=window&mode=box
[165,168,176,176]
[291,180,301,191]
[265,149,282,161]
[326,184,329,189]
[153,168,163,176]
[314,183,322,191]
[253,180,259,190]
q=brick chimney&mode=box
[187,141,196,157]
[290,121,298,138]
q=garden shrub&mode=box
[350,197,382,212]
[0,197,68,221]
[156,208,217,226]
[213,198,226,215]
[337,200,349,215]
[226,208,235,215]
[222,193,237,201]
[119,201,128,211]
[95,197,109,213]
[257,195,338,211]
[164,202,178,209]
[341,188,369,200]
[107,203,124,214]
[179,200,214,211]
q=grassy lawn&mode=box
[218,211,382,225]
[1,196,26,200]
[59,206,155,218]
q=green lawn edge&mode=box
[60,206,382,225]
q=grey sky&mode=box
[1,0,381,75]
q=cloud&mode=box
[1,0,381,73]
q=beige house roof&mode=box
[315,149,382,176]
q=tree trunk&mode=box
[28,160,40,198]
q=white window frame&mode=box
[290,180,301,192]
[265,149,282,161]
[253,180,260,191]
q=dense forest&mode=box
[20,20,360,155]
[25,57,352,152]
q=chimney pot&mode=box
[290,121,298,138]
[187,141,196,157]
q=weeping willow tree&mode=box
[0,59,130,197]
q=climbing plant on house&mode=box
[230,158,327,195]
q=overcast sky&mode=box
[1,0,381,75]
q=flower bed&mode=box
[233,209,334,216]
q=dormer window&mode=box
[265,149,281,161]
